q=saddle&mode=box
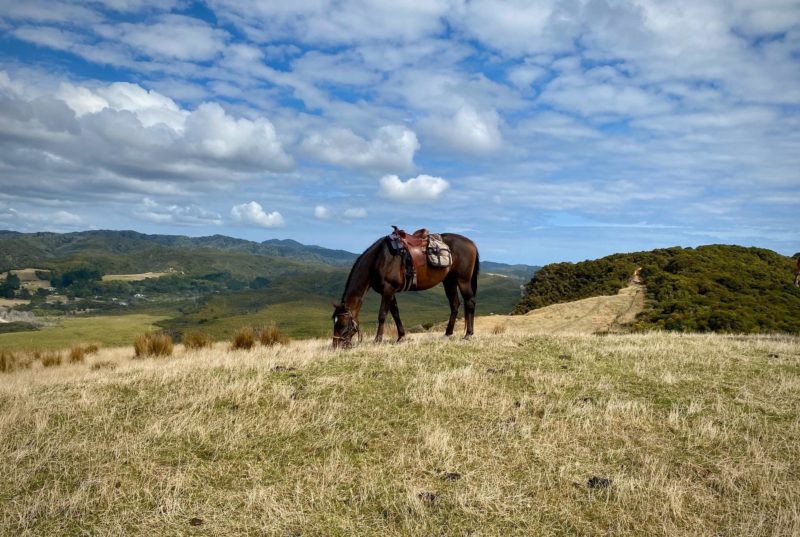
[387,226,450,291]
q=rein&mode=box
[333,308,362,347]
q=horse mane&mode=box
[340,237,385,303]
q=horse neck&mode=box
[341,239,381,317]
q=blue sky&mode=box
[0,0,798,264]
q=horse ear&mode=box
[332,302,339,309]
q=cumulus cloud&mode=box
[313,205,331,219]
[134,198,222,225]
[379,174,449,203]
[422,106,502,154]
[343,207,367,219]
[231,201,285,228]
[0,73,293,204]
[302,125,418,172]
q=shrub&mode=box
[69,345,86,363]
[259,323,289,347]
[231,326,256,350]
[134,332,174,358]
[41,351,63,367]
[183,330,213,350]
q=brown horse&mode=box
[332,232,479,348]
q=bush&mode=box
[134,332,174,358]
[41,351,63,367]
[231,326,256,350]
[69,345,86,363]
[183,330,213,350]
[259,323,289,347]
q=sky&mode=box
[0,0,799,265]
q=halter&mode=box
[332,307,362,347]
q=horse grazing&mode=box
[332,230,479,348]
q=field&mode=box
[102,272,170,282]
[0,314,167,351]
[1,325,798,536]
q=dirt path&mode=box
[472,279,646,335]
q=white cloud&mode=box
[422,106,502,154]
[379,174,449,203]
[134,197,222,225]
[94,15,229,61]
[302,125,418,172]
[343,207,367,219]
[230,201,285,228]
[313,205,331,219]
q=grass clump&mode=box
[491,323,507,335]
[230,326,256,350]
[69,345,86,363]
[40,351,63,367]
[259,323,289,347]
[183,330,213,350]
[133,332,174,358]
[1,349,32,373]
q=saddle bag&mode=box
[426,234,452,268]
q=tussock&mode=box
[231,326,256,350]
[40,350,62,367]
[259,323,289,347]
[133,332,174,358]
[183,330,213,350]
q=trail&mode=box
[472,277,646,335]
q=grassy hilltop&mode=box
[515,245,800,333]
[1,329,798,536]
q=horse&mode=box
[795,256,800,287]
[331,231,479,348]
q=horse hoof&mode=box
[396,336,406,344]
[463,334,473,341]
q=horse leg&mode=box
[458,277,476,339]
[375,293,392,343]
[444,275,460,336]
[389,296,406,342]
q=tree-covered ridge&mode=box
[515,245,800,333]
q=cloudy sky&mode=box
[1,0,798,264]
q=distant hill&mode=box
[515,245,800,333]
[0,229,534,340]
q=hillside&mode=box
[2,331,798,536]
[515,245,800,333]
[0,230,536,347]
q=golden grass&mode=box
[230,326,256,350]
[259,323,290,347]
[133,332,173,358]
[39,350,62,367]
[182,330,213,350]
[68,345,86,363]
[0,331,798,536]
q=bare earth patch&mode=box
[1,330,798,536]
[101,272,170,282]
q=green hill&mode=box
[515,245,800,333]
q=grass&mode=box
[0,330,798,535]
[230,326,256,350]
[259,323,289,346]
[0,314,168,352]
[133,332,174,358]
[182,330,213,350]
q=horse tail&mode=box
[471,248,480,296]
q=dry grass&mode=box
[491,322,507,335]
[230,326,256,350]
[133,332,174,358]
[0,331,799,536]
[182,330,213,350]
[0,349,32,373]
[39,351,62,367]
[259,323,290,346]
[68,345,86,363]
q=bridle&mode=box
[332,308,362,347]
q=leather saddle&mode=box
[388,226,430,291]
